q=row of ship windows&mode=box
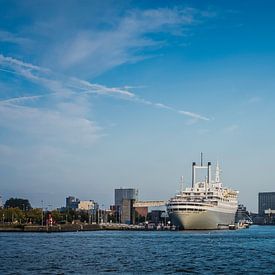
[169,203,214,207]
[171,208,206,212]
[170,200,218,204]
[182,193,236,199]
[182,192,214,195]
[175,197,232,202]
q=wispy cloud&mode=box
[0,54,210,122]
[0,55,102,152]
[55,7,211,75]
[7,5,214,76]
[0,95,44,105]
[0,54,47,72]
[178,110,210,121]
[154,103,174,110]
[71,78,135,98]
[0,30,32,46]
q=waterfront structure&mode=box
[150,210,167,224]
[134,200,166,219]
[235,204,252,224]
[258,192,275,216]
[114,188,138,224]
[167,158,238,230]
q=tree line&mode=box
[0,197,109,225]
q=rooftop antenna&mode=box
[200,152,203,166]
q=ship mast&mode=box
[215,161,220,183]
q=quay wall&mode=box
[0,223,144,232]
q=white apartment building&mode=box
[77,200,95,211]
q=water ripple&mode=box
[0,226,274,274]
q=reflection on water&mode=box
[0,226,274,274]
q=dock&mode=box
[0,223,174,232]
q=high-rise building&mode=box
[115,188,138,206]
[114,188,138,224]
[258,192,275,216]
[66,196,80,210]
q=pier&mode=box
[0,223,175,232]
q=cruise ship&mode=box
[167,157,238,230]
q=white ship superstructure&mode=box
[167,157,238,230]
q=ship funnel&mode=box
[215,161,221,183]
[207,162,212,183]
[192,162,196,188]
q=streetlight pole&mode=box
[102,204,104,223]
[41,200,44,226]
[97,207,99,224]
[88,211,91,224]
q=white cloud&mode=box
[71,78,135,98]
[46,7,212,75]
[154,103,173,110]
[0,55,103,152]
[0,54,48,72]
[0,102,101,147]
[0,95,44,105]
[0,54,210,122]
[178,110,210,121]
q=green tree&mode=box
[26,208,42,224]
[4,198,32,211]
[5,208,25,223]
[61,209,77,223]
[0,208,5,224]
[51,210,63,223]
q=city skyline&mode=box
[1,1,275,212]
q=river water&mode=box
[0,225,274,274]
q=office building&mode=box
[66,196,80,210]
[115,188,138,206]
[258,192,275,216]
[66,196,98,212]
[114,188,138,224]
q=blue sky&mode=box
[0,0,275,211]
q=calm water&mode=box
[0,226,274,274]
